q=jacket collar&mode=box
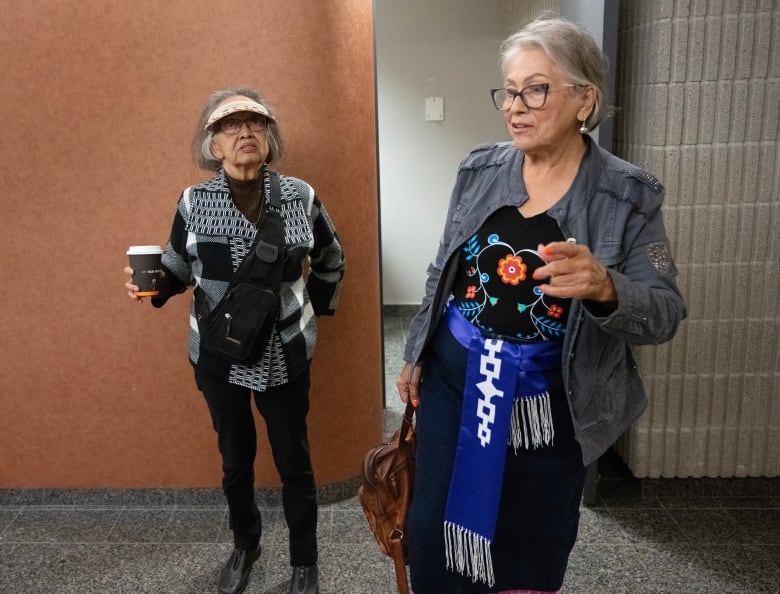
[185,168,261,239]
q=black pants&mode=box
[195,367,317,566]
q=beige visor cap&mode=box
[204,99,275,131]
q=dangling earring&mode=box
[579,120,588,134]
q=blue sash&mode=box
[443,304,562,586]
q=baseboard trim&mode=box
[0,477,361,507]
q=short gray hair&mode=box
[191,86,284,171]
[500,17,611,131]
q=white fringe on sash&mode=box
[444,521,496,587]
[510,391,554,451]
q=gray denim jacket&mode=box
[403,138,686,465]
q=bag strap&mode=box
[392,400,415,594]
[245,168,282,262]
[390,536,410,594]
[399,400,415,444]
[225,169,285,289]
[266,168,282,211]
[247,170,285,289]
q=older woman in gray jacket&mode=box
[396,17,685,594]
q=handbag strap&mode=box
[248,169,285,288]
[399,400,415,444]
[390,536,410,594]
[266,168,282,211]
[225,169,285,289]
[246,168,282,257]
[393,400,415,594]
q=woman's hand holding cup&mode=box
[125,245,164,302]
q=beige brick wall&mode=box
[614,0,779,477]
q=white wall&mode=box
[375,0,511,305]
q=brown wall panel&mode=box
[0,0,382,489]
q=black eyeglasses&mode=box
[490,83,581,111]
[218,115,268,135]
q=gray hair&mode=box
[500,16,611,131]
[191,86,284,171]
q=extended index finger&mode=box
[543,240,581,257]
[538,241,579,264]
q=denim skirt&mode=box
[407,323,587,594]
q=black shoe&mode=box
[288,564,319,594]
[218,544,261,594]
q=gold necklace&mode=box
[252,195,265,226]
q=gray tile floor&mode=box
[2,307,779,593]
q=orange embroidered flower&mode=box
[465,285,477,299]
[497,254,526,286]
[547,304,564,319]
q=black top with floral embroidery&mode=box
[451,206,570,342]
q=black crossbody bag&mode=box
[198,172,285,364]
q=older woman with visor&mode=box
[396,17,685,594]
[124,87,344,594]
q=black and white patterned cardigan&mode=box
[152,168,345,391]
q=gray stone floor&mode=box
[1,307,778,593]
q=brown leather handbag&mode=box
[358,401,416,594]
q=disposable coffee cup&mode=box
[127,245,163,296]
